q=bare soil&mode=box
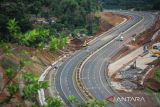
[69,12,128,49]
[111,45,138,62]
[0,12,126,106]
[109,17,160,107]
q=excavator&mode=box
[82,40,89,47]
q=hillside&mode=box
[99,0,160,10]
[0,0,103,106]
[0,0,123,107]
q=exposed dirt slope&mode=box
[0,12,126,107]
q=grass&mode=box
[145,88,154,95]
[155,69,160,83]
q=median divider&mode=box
[73,58,94,101]
[104,13,157,107]
[73,13,146,102]
[73,31,128,102]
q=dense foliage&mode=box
[0,1,102,105]
[99,0,160,10]
[50,0,101,32]
[155,69,160,83]
[0,0,101,44]
[153,0,160,10]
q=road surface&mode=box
[54,11,156,107]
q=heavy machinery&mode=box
[83,41,89,47]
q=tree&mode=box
[22,28,49,47]
[44,97,63,107]
[0,1,29,41]
[67,95,78,104]
[5,68,15,79]
[37,42,45,51]
[7,83,19,95]
[58,36,68,49]
[21,71,49,101]
[153,0,160,10]
[0,42,12,55]
[1,0,101,43]
[49,37,58,52]
[7,19,21,41]
[49,0,101,33]
[19,58,32,69]
[23,83,39,99]
[22,72,38,83]
[39,81,49,89]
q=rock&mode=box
[121,80,137,89]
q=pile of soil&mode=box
[130,17,160,46]
[109,16,160,107]
[69,12,128,50]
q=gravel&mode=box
[119,67,143,80]
[121,80,137,89]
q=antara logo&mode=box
[117,97,146,102]
[106,96,146,103]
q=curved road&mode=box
[55,11,156,107]
[80,11,156,107]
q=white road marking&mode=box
[78,12,146,106]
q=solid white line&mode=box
[80,14,131,100]
[38,12,139,106]
[88,18,127,45]
[79,13,144,101]
[71,14,129,101]
[38,56,66,106]
[60,12,130,100]
[60,51,83,103]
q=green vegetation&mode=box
[145,88,154,95]
[0,49,49,106]
[153,0,160,10]
[0,0,102,53]
[0,42,12,55]
[0,0,103,106]
[155,69,160,83]
[7,83,19,95]
[0,0,101,45]
[99,0,160,10]
[49,36,69,52]
[0,45,110,106]
[44,97,63,107]
[67,95,109,107]
[21,28,50,47]
[5,19,69,51]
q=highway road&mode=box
[55,11,156,107]
[80,11,156,107]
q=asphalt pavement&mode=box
[54,11,156,107]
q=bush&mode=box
[21,28,49,47]
[155,69,160,83]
